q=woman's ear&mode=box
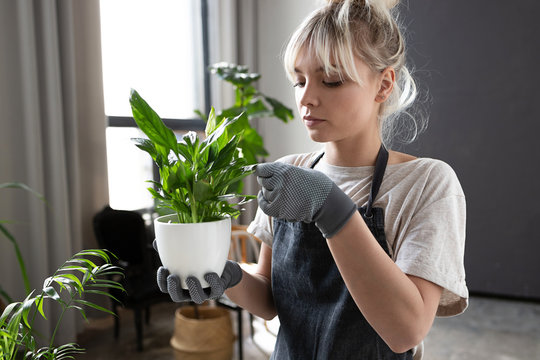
[375,67,395,103]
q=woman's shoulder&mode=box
[387,154,464,198]
[389,151,457,174]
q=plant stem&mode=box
[240,86,245,108]
[190,199,198,223]
[49,298,70,349]
[0,225,31,295]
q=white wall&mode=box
[256,0,322,161]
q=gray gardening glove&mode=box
[256,162,357,238]
[153,240,242,304]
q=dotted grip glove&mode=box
[256,162,357,238]
[153,241,242,304]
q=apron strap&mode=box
[309,151,325,169]
[309,145,389,218]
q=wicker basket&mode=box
[170,305,235,360]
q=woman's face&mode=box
[293,49,383,145]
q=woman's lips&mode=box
[303,116,325,127]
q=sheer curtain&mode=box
[0,0,108,344]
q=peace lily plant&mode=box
[129,89,256,224]
[130,89,258,288]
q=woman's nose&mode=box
[298,82,320,108]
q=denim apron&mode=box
[271,146,413,359]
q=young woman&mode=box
[157,0,468,358]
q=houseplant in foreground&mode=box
[0,249,124,359]
[129,89,255,289]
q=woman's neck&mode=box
[323,137,382,167]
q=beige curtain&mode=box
[0,0,108,345]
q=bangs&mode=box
[283,9,363,85]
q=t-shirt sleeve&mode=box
[247,206,274,247]
[394,163,468,317]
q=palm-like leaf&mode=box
[0,249,124,360]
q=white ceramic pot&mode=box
[154,214,231,289]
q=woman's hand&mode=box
[156,261,242,304]
[255,162,357,238]
[152,240,242,304]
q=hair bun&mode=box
[325,0,399,10]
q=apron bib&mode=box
[271,146,413,359]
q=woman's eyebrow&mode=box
[294,67,325,74]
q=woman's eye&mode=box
[293,81,305,88]
[323,80,344,88]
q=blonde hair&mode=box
[283,0,427,147]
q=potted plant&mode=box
[0,249,124,359]
[129,89,255,289]
[1,182,124,359]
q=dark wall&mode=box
[399,1,540,299]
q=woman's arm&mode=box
[225,243,277,320]
[327,211,442,353]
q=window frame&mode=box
[104,0,211,212]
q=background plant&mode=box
[0,249,124,360]
[130,89,256,224]
[200,62,294,165]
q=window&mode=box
[100,0,209,210]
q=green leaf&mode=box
[238,126,268,163]
[201,113,243,153]
[43,286,60,301]
[65,257,97,270]
[264,95,294,123]
[0,182,46,202]
[194,109,206,121]
[55,274,83,295]
[204,107,218,136]
[235,84,257,107]
[246,98,270,118]
[209,62,261,86]
[177,141,192,162]
[131,137,158,160]
[208,135,241,172]
[0,223,31,295]
[21,293,37,328]
[68,305,88,322]
[219,106,244,120]
[73,299,116,317]
[84,290,121,304]
[0,301,21,325]
[193,181,213,203]
[77,249,112,263]
[129,89,178,157]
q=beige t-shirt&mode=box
[247,151,469,318]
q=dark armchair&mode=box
[92,205,171,351]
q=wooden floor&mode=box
[76,296,540,359]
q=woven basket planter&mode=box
[170,305,235,360]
